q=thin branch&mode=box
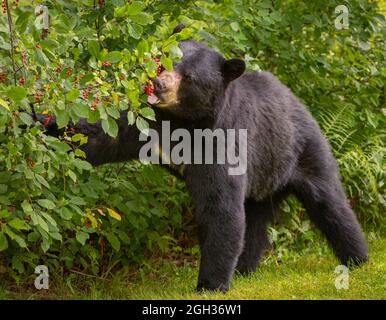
[5,0,17,85]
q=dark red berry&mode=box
[18,77,26,85]
[144,82,154,96]
[43,115,51,126]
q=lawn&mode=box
[0,238,385,300]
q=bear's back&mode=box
[222,71,314,199]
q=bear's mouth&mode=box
[147,93,160,105]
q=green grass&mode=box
[1,238,385,300]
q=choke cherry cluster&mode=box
[144,57,163,96]
[2,0,7,14]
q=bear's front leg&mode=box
[185,165,246,292]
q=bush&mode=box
[0,0,384,277]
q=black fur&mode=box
[39,39,368,293]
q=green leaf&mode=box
[73,159,93,171]
[37,199,56,210]
[128,24,143,39]
[21,201,33,213]
[79,73,94,84]
[0,210,11,218]
[50,232,62,241]
[18,112,33,126]
[41,238,50,252]
[161,55,173,71]
[136,117,149,135]
[170,45,183,60]
[34,48,48,65]
[0,184,8,194]
[230,22,240,32]
[0,98,10,111]
[73,103,89,118]
[137,40,148,57]
[66,89,80,102]
[47,140,72,153]
[101,117,119,138]
[130,12,153,25]
[88,40,100,58]
[139,107,156,121]
[127,1,145,15]
[106,107,120,119]
[145,59,158,77]
[9,218,30,231]
[70,196,86,206]
[127,110,135,125]
[59,207,73,220]
[14,235,27,248]
[76,230,89,245]
[114,4,129,18]
[35,174,50,188]
[54,109,70,128]
[106,233,120,252]
[41,212,57,227]
[74,148,86,158]
[36,215,49,233]
[0,232,8,251]
[117,231,130,244]
[106,51,122,63]
[6,87,27,103]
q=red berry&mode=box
[18,77,26,85]
[0,72,6,82]
[2,0,7,14]
[43,115,51,126]
[82,91,89,99]
[144,82,154,96]
[102,61,112,68]
[35,44,42,49]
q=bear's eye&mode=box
[184,72,194,82]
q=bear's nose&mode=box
[151,78,166,92]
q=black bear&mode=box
[39,28,368,292]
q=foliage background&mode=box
[0,0,384,280]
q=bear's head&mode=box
[148,35,245,120]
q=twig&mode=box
[5,0,17,85]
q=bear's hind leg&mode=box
[295,177,368,267]
[235,198,275,275]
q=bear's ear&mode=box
[222,58,245,82]
[172,23,186,35]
